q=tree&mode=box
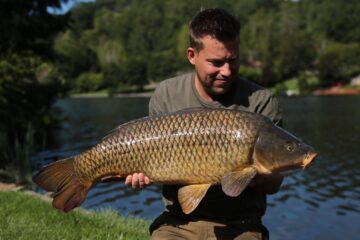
[54,30,98,85]
[0,53,65,184]
[240,2,316,85]
[317,43,360,86]
[0,0,69,57]
[0,0,69,184]
[240,9,279,85]
[310,0,360,44]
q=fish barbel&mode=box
[33,108,317,214]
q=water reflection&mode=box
[273,96,360,215]
[32,95,360,239]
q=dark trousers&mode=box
[150,212,269,240]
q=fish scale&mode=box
[72,109,259,184]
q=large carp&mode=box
[33,108,317,214]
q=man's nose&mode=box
[220,62,231,77]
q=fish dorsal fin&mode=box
[178,184,211,214]
[221,167,257,197]
[102,115,152,141]
[102,108,226,142]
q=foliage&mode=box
[54,30,98,87]
[317,42,360,86]
[121,57,148,88]
[272,72,320,95]
[58,0,249,91]
[0,0,69,57]
[75,72,104,92]
[240,3,316,85]
[239,66,262,84]
[46,0,360,90]
[0,53,65,184]
[0,191,150,240]
[308,0,360,44]
[0,0,69,184]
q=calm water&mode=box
[32,96,360,240]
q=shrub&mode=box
[0,53,64,184]
[75,72,103,92]
[239,66,262,84]
[317,42,360,86]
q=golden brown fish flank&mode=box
[74,110,257,183]
[33,108,317,214]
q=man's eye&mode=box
[211,61,224,67]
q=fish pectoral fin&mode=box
[178,184,211,215]
[221,167,257,197]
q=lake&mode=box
[32,95,360,240]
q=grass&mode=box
[0,190,150,240]
[70,89,110,98]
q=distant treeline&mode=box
[55,0,360,93]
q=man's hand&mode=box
[125,173,151,188]
[248,172,284,194]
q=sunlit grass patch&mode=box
[0,190,150,240]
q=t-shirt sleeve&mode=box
[149,83,167,117]
[260,94,283,127]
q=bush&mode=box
[147,50,182,82]
[271,83,287,96]
[105,58,148,94]
[0,53,64,184]
[317,42,360,86]
[74,72,103,92]
[272,72,320,95]
[239,66,262,83]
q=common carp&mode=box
[33,108,317,214]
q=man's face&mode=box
[187,36,240,100]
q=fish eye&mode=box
[285,143,295,152]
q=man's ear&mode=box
[187,47,196,65]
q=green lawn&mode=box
[0,190,150,240]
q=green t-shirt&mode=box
[149,72,282,220]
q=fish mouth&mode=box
[302,151,317,169]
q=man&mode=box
[125,8,283,240]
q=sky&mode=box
[48,0,95,14]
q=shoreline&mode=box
[0,182,23,191]
[69,85,360,99]
[69,91,360,99]
[70,91,154,98]
[313,86,359,95]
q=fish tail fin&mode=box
[32,157,92,213]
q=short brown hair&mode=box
[189,8,240,51]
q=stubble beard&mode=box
[203,75,234,97]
